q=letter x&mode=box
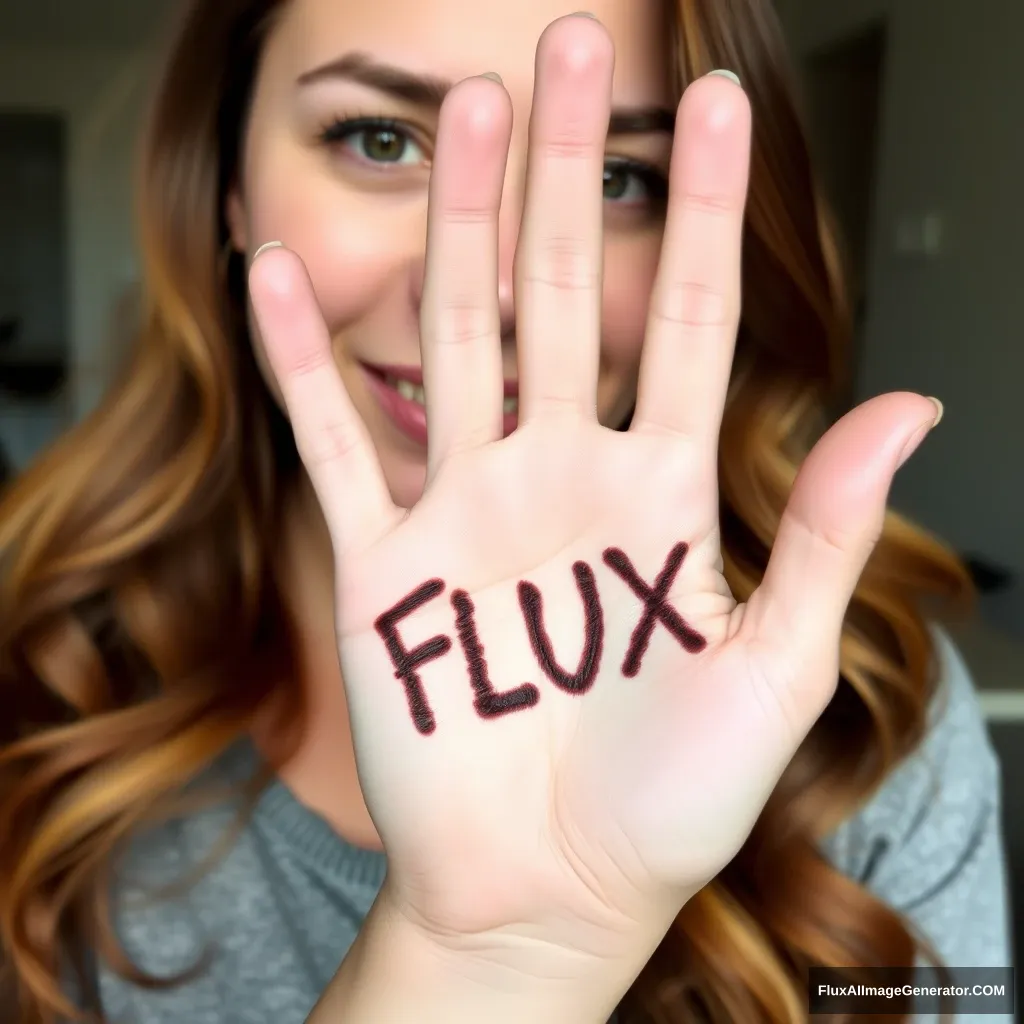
[603,542,707,676]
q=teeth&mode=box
[391,378,426,405]
[387,376,518,416]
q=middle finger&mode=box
[515,14,614,425]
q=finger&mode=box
[748,391,943,685]
[249,244,398,553]
[421,74,512,479]
[516,13,613,424]
[631,72,751,445]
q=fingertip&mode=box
[249,240,286,284]
[540,9,614,78]
[706,69,742,87]
[896,396,944,469]
[252,239,283,262]
[895,422,933,470]
[249,242,306,306]
[444,74,513,144]
[679,69,752,143]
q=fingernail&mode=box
[572,11,598,18]
[927,396,944,427]
[253,240,283,261]
[707,69,742,86]
[480,72,503,84]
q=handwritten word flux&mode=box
[374,543,708,735]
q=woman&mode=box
[0,0,1010,1021]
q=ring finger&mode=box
[630,72,751,446]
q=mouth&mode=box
[361,363,519,446]
[367,364,519,414]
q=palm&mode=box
[334,418,804,945]
[250,14,939,964]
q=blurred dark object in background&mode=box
[0,361,67,400]
[1,315,67,400]
[0,436,10,487]
[963,556,1015,594]
[0,316,19,349]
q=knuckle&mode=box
[805,519,874,561]
[300,420,360,468]
[541,131,596,160]
[653,280,734,328]
[532,391,587,416]
[432,299,497,347]
[676,190,738,217]
[440,203,495,226]
[526,234,599,291]
[286,342,333,379]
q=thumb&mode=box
[748,391,943,678]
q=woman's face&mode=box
[228,0,674,509]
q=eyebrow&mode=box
[297,52,675,135]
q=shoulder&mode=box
[827,627,998,864]
[821,626,1012,969]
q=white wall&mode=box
[779,0,1024,636]
[0,40,153,459]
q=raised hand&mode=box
[249,11,939,1011]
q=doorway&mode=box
[801,21,888,406]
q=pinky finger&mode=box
[249,244,398,554]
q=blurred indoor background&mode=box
[1,0,1021,1002]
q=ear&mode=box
[225,183,249,254]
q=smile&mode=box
[362,363,520,447]
[383,375,519,416]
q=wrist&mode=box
[310,886,652,1024]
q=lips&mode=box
[361,363,519,447]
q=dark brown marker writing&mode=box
[603,542,707,675]
[373,579,452,735]
[451,589,541,718]
[517,561,604,695]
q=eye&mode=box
[320,117,428,168]
[602,159,668,206]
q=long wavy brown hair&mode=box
[0,0,972,1021]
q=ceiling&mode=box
[0,0,178,47]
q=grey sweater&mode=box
[89,631,1012,1022]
